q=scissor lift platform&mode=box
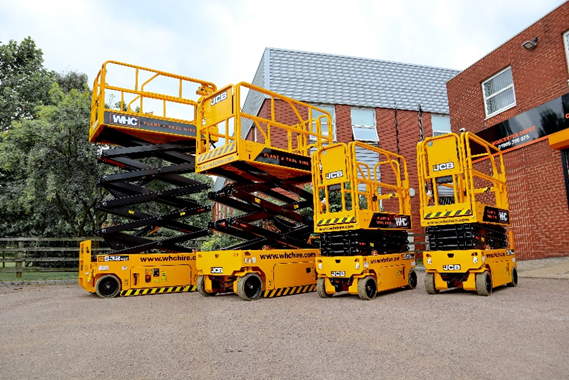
[417,132,518,296]
[80,61,217,297]
[194,83,332,299]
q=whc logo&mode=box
[395,217,408,227]
[111,114,139,127]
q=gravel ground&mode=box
[1,273,568,380]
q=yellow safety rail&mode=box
[195,82,333,175]
[417,132,510,226]
[89,60,217,144]
[312,141,411,232]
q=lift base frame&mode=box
[79,240,197,298]
[424,248,517,292]
[316,253,416,297]
[197,248,318,300]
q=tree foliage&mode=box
[0,82,109,237]
[0,37,55,131]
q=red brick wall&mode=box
[447,2,569,132]
[446,2,569,259]
[335,105,352,143]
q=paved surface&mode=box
[516,256,569,280]
[0,263,568,380]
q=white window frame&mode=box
[310,104,336,142]
[351,107,378,142]
[563,30,569,74]
[431,114,452,137]
[482,66,516,119]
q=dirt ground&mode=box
[0,273,568,380]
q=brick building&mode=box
[214,48,460,242]
[446,2,569,259]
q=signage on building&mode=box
[476,93,569,151]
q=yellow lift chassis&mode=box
[196,249,318,300]
[417,132,518,296]
[312,142,416,300]
[79,241,198,298]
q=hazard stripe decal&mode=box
[425,209,471,219]
[262,284,316,298]
[317,216,356,225]
[197,143,235,163]
[120,285,196,297]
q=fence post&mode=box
[16,241,24,278]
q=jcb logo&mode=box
[325,170,343,180]
[210,92,227,106]
[211,267,223,274]
[331,271,346,277]
[433,162,455,172]
[442,264,461,271]
[395,217,408,227]
[111,114,139,127]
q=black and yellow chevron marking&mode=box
[262,284,316,298]
[120,285,196,297]
[425,209,471,219]
[317,216,356,226]
[197,143,236,163]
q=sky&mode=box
[0,0,566,90]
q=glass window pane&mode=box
[483,69,513,97]
[353,127,378,141]
[486,88,515,114]
[432,115,451,134]
[310,105,334,140]
[351,108,375,126]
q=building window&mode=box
[482,67,516,118]
[351,108,378,142]
[432,114,451,136]
[311,104,335,141]
[563,31,569,74]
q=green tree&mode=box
[0,82,108,237]
[0,37,55,131]
[55,70,89,93]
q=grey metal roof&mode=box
[240,48,460,139]
[249,47,459,111]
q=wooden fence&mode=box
[0,237,108,278]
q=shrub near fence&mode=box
[0,237,109,280]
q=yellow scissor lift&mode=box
[79,61,217,298]
[312,142,416,300]
[417,132,518,296]
[194,83,333,300]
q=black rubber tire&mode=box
[316,278,332,298]
[508,267,519,287]
[237,273,263,301]
[407,269,418,290]
[357,276,377,300]
[196,275,217,297]
[95,275,121,298]
[424,273,438,294]
[476,271,492,296]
